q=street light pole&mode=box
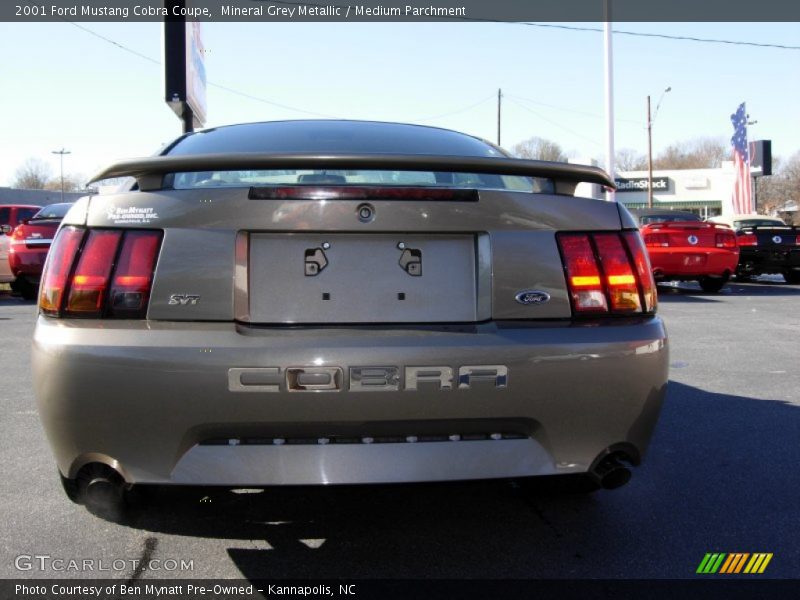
[647,87,670,208]
[497,88,502,146]
[51,148,71,203]
[647,95,653,209]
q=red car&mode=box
[9,202,74,299]
[631,209,739,293]
[0,204,41,233]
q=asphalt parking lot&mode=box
[1,279,799,581]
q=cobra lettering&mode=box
[229,365,508,392]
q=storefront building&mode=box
[614,162,737,218]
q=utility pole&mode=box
[497,88,502,146]
[647,87,671,208]
[647,95,653,208]
[603,10,615,202]
[51,148,71,202]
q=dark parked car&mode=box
[9,202,75,299]
[32,121,668,513]
[708,215,800,283]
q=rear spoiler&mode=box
[87,153,616,193]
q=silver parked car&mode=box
[32,121,668,512]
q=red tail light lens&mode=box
[593,233,641,313]
[558,231,656,316]
[107,231,162,318]
[557,233,608,313]
[39,226,85,315]
[715,232,737,248]
[65,230,123,316]
[623,231,657,313]
[644,233,670,247]
[738,234,757,247]
[39,227,161,319]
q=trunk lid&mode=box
[83,187,624,323]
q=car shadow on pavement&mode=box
[94,381,800,579]
[657,279,800,301]
[0,290,36,305]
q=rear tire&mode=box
[785,271,800,284]
[698,275,729,293]
[11,278,38,300]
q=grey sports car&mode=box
[32,120,668,512]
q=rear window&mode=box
[32,203,73,220]
[733,219,785,229]
[18,208,39,222]
[171,169,553,193]
[165,121,506,158]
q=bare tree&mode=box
[13,158,52,189]
[654,137,729,170]
[615,148,647,171]
[756,152,800,222]
[43,173,86,193]
[512,137,568,162]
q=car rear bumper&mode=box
[647,247,739,278]
[9,246,48,278]
[32,316,668,485]
[738,248,800,274]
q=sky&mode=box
[0,20,798,186]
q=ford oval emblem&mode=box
[515,290,551,305]
[687,235,699,245]
[773,235,782,244]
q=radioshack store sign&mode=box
[614,177,671,192]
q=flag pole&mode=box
[603,2,615,202]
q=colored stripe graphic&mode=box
[697,552,772,574]
[697,553,727,574]
[733,553,750,574]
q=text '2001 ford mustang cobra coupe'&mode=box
[32,121,668,513]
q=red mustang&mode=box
[630,209,739,293]
[8,202,74,299]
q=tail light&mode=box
[108,231,162,318]
[715,232,737,248]
[737,234,757,247]
[623,231,657,313]
[39,227,85,315]
[795,236,800,246]
[593,233,641,312]
[557,234,607,312]
[65,230,122,316]
[39,227,161,319]
[644,233,670,247]
[557,231,656,316]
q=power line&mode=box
[409,94,495,123]
[508,93,642,125]
[506,97,603,147]
[516,22,800,51]
[263,1,800,50]
[63,19,798,130]
[67,22,340,118]
[64,23,502,124]
[68,22,159,65]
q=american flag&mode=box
[730,102,753,214]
